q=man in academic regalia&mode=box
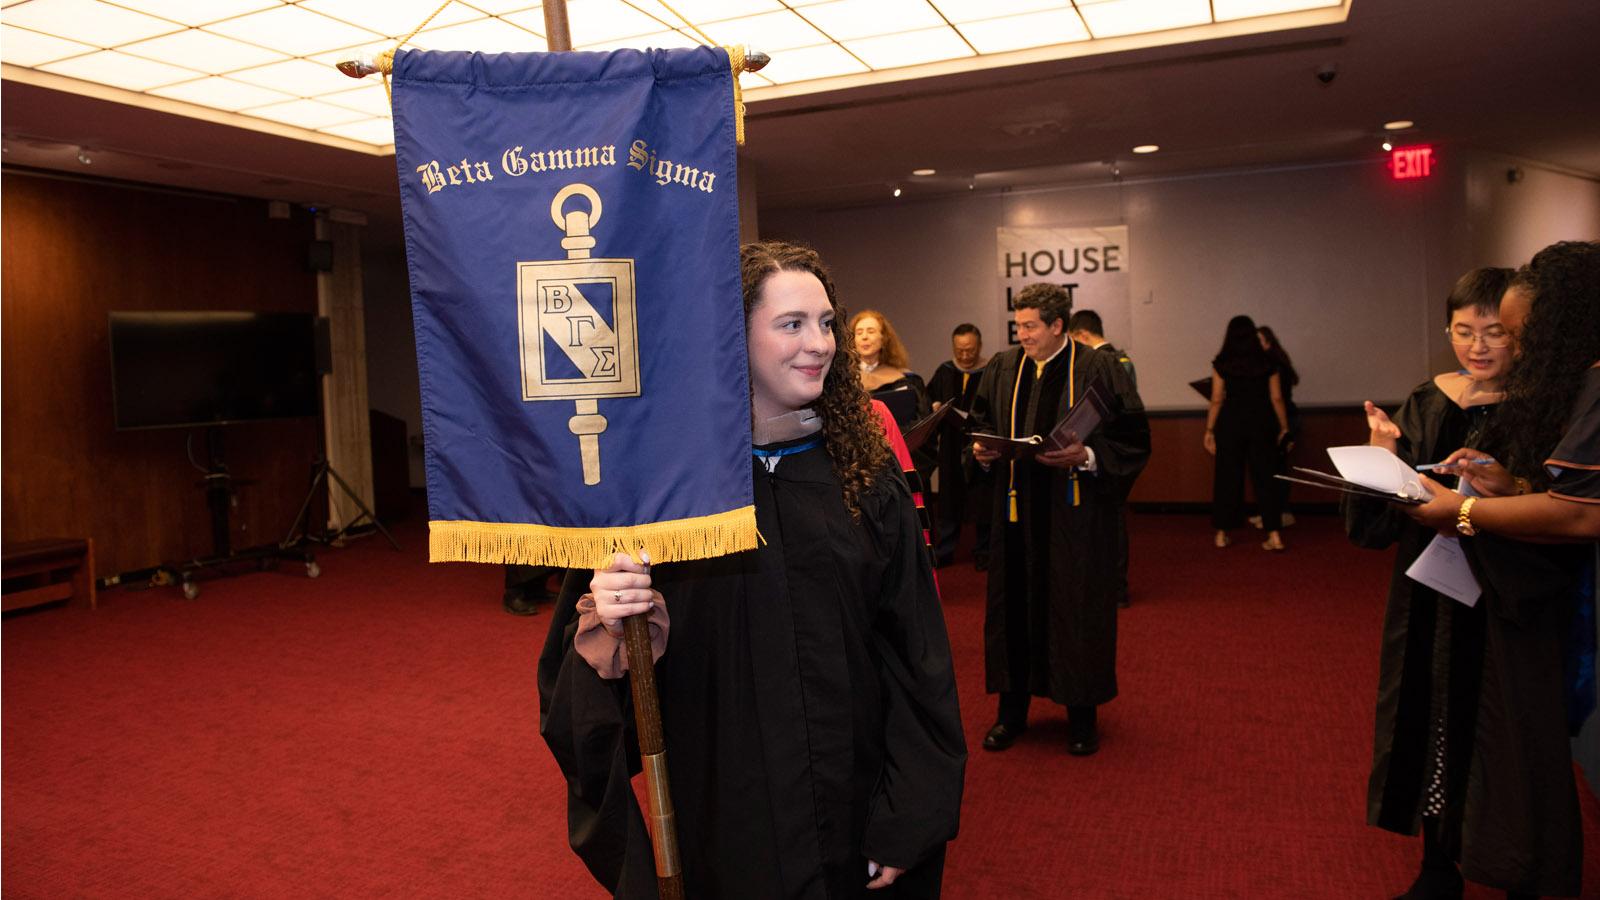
[926,323,991,568]
[1069,309,1144,608]
[971,284,1150,755]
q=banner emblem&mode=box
[518,184,639,485]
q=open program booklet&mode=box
[970,384,1109,461]
[1273,445,1433,505]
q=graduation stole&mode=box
[1007,340,1080,522]
[394,47,756,567]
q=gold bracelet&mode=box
[1455,496,1478,537]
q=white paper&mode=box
[1405,534,1481,607]
[1327,445,1432,500]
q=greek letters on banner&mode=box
[997,226,1131,350]
[393,47,755,567]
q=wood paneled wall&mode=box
[2,170,321,577]
[1129,406,1375,506]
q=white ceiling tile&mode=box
[0,23,97,66]
[148,74,296,110]
[228,57,364,96]
[297,0,485,40]
[1074,0,1211,38]
[748,41,866,83]
[318,116,395,145]
[38,48,202,89]
[243,97,370,128]
[959,8,1088,52]
[456,1,540,14]
[697,10,827,52]
[120,28,286,74]
[416,16,544,53]
[843,25,972,69]
[799,0,947,40]
[577,29,702,52]
[627,0,783,24]
[319,82,392,116]
[1212,0,1339,21]
[2,0,184,47]
[108,0,281,28]
[933,0,1068,24]
[203,5,382,57]
[503,0,666,46]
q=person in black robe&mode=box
[538,240,965,899]
[969,283,1150,756]
[1069,309,1144,608]
[925,323,989,568]
[1344,267,1517,900]
[1398,243,1600,898]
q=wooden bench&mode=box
[3,538,96,612]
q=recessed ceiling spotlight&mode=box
[912,168,936,176]
[892,186,902,198]
[1381,140,1393,151]
[1132,144,1159,154]
[1383,120,1414,131]
[76,148,92,166]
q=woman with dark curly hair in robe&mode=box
[539,240,966,899]
[1397,240,1600,898]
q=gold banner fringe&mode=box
[429,506,758,569]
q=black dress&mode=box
[1211,363,1281,531]
[538,439,966,899]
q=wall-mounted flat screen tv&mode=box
[109,311,320,430]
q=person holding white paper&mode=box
[1343,267,1519,900]
[1394,242,1600,898]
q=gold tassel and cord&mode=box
[430,505,759,569]
[372,1,750,144]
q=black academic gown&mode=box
[1347,378,1585,896]
[538,441,966,900]
[969,343,1150,707]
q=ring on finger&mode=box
[614,591,622,604]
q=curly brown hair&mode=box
[847,309,911,370]
[1490,241,1600,482]
[741,241,892,519]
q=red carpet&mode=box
[4,512,1598,898]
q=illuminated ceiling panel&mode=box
[1,0,1351,150]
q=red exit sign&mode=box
[1390,145,1437,180]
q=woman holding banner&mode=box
[539,241,966,898]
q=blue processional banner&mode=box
[392,47,755,568]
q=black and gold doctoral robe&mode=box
[538,443,966,899]
[969,342,1150,707]
[1346,377,1587,897]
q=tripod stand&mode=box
[281,454,401,551]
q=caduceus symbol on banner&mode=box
[517,183,640,484]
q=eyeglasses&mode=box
[1446,327,1512,349]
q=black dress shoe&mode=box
[1067,728,1100,756]
[982,722,1026,751]
[502,591,543,616]
[1392,864,1463,900]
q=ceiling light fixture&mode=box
[1131,144,1159,154]
[76,147,92,165]
[1381,139,1393,151]
[892,185,903,198]
[912,168,936,176]
[1383,119,1414,131]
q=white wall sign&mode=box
[996,225,1131,351]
